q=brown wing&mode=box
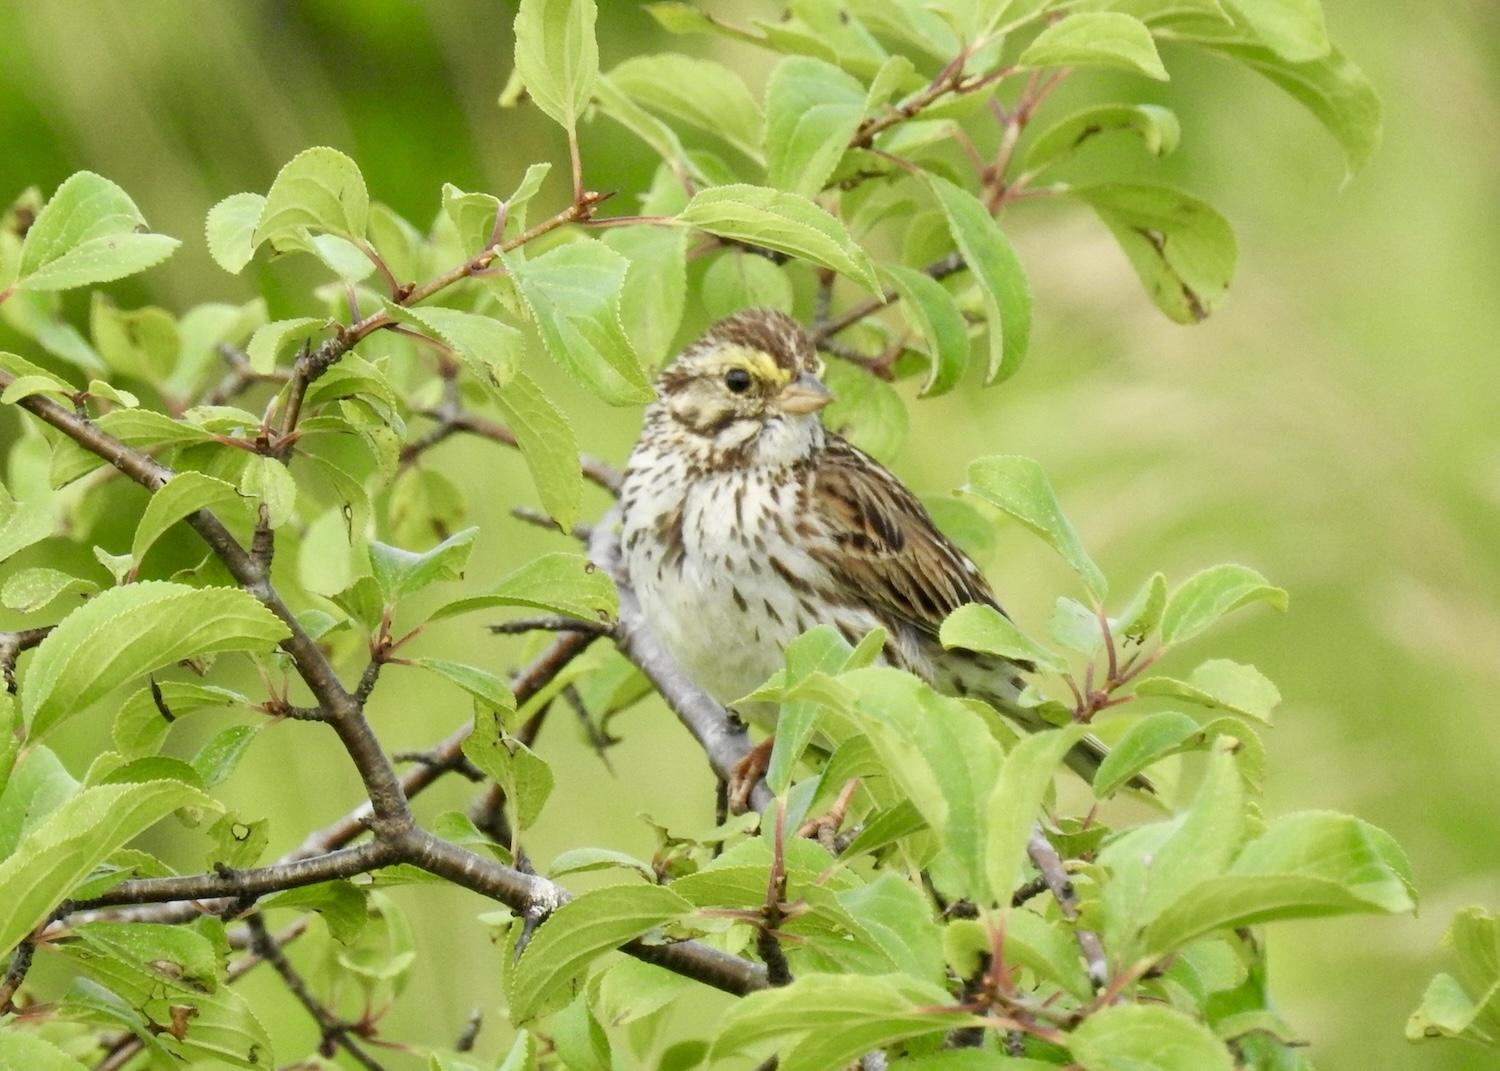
[805,435,1002,637]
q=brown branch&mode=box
[1,625,53,694]
[274,190,611,451]
[64,841,401,914]
[488,615,610,637]
[0,938,35,1013]
[5,388,762,1002]
[1026,827,1108,990]
[812,253,965,344]
[245,914,388,1071]
[402,405,623,494]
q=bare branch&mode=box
[245,914,388,1071]
[403,405,623,494]
[1,625,53,694]
[488,615,610,637]
[0,938,35,1013]
[65,840,401,913]
[1027,827,1108,990]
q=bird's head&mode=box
[655,309,833,445]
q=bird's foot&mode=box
[796,777,862,851]
[727,736,774,814]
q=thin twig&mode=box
[1,625,53,694]
[245,914,388,1071]
[1026,828,1108,990]
[488,616,610,637]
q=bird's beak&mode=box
[776,372,834,415]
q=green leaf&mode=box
[601,225,688,368]
[1135,659,1281,722]
[1068,1003,1233,1071]
[238,455,297,528]
[263,880,369,944]
[368,527,478,605]
[964,455,1106,599]
[73,920,220,992]
[22,582,289,737]
[388,305,520,390]
[1023,103,1182,173]
[766,626,862,795]
[493,371,583,530]
[87,379,139,408]
[0,1030,92,1071]
[463,708,554,830]
[591,74,701,184]
[940,603,1065,673]
[1065,183,1236,323]
[822,360,908,464]
[764,57,865,197]
[441,182,502,256]
[548,847,656,882]
[1093,711,1201,796]
[253,146,369,246]
[0,483,52,562]
[132,471,244,565]
[881,264,970,397]
[1,567,98,613]
[1020,12,1167,80]
[508,240,654,405]
[113,681,249,758]
[207,811,269,870]
[927,176,1031,384]
[190,724,260,788]
[712,973,974,1071]
[1407,907,1500,1046]
[1114,570,1167,641]
[413,657,516,713]
[0,779,210,955]
[434,551,616,623]
[1165,21,1380,175]
[245,316,327,375]
[702,252,795,319]
[16,172,179,292]
[842,668,1003,902]
[204,192,266,274]
[513,0,599,132]
[1144,812,1415,955]
[509,884,690,1022]
[608,55,763,161]
[679,184,879,290]
[1,374,74,405]
[1,294,104,373]
[90,298,178,383]
[0,744,77,858]
[1160,563,1287,644]
[985,726,1090,902]
[1223,0,1328,62]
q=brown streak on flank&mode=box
[769,557,799,587]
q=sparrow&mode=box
[618,308,1109,809]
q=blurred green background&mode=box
[2,2,1497,1068]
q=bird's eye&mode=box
[724,367,753,394]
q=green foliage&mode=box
[0,0,1413,1067]
[1409,907,1500,1049]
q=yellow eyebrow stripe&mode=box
[719,344,793,387]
